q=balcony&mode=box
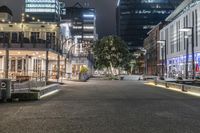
[0,38,63,54]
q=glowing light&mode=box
[180,28,191,32]
[83,14,95,18]
[117,0,120,6]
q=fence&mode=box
[11,77,46,93]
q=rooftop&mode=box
[0,5,13,16]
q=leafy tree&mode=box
[93,35,131,75]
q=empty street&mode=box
[0,80,200,133]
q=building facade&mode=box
[0,6,13,22]
[144,22,167,76]
[61,3,96,76]
[160,0,200,79]
[117,0,183,50]
[0,21,70,80]
[24,0,61,22]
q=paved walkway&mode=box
[0,80,200,133]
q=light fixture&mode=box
[179,28,191,32]
[157,40,166,44]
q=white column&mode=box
[2,57,4,71]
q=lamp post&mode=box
[180,27,195,79]
[143,49,147,75]
[157,40,167,79]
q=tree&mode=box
[93,35,131,75]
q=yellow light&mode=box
[17,52,21,54]
[21,13,25,16]
[32,17,35,20]
[2,19,5,22]
[8,21,11,24]
[0,51,2,54]
[26,14,29,17]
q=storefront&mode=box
[0,50,66,80]
[167,53,200,78]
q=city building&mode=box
[61,2,97,76]
[144,22,168,76]
[0,6,13,22]
[0,21,70,81]
[24,0,61,22]
[160,0,200,79]
[116,0,183,51]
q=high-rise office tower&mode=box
[116,0,184,51]
[24,0,62,22]
[61,2,96,44]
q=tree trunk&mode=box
[110,62,114,76]
[118,68,121,75]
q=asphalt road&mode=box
[0,80,200,133]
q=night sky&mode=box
[0,0,117,38]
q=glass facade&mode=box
[117,0,184,50]
[25,0,60,22]
[61,6,96,43]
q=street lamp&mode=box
[143,49,148,75]
[157,40,167,79]
[180,27,195,79]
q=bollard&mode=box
[165,82,168,88]
[181,85,187,92]
[154,78,157,85]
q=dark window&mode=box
[46,32,55,44]
[31,32,39,43]
[11,32,18,43]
